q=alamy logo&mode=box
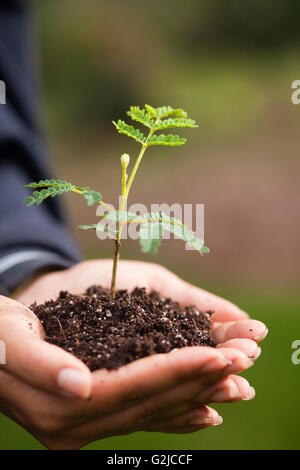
[0,340,6,364]
[291,340,300,365]
[96,201,205,250]
[0,80,6,104]
[291,80,300,104]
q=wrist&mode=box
[0,249,77,297]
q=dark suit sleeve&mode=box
[0,1,82,296]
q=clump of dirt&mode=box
[31,286,216,371]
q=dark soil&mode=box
[31,286,216,371]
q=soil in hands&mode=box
[31,286,216,371]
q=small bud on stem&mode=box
[121,153,130,167]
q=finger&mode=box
[216,347,253,376]
[231,375,255,400]
[0,314,92,399]
[58,344,253,425]
[146,348,253,417]
[0,295,44,334]
[146,349,253,421]
[68,397,222,445]
[195,375,253,404]
[150,266,249,321]
[67,349,252,443]
[53,347,230,427]
[217,338,261,360]
[90,347,230,413]
[146,424,216,434]
[99,348,252,426]
[213,319,268,344]
[146,406,222,432]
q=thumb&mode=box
[0,296,92,399]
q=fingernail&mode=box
[201,356,232,373]
[57,368,91,399]
[223,356,253,375]
[213,416,223,426]
[243,386,256,401]
[239,310,249,319]
[189,416,214,425]
[248,346,261,360]
[255,346,262,359]
[210,382,241,402]
[254,328,268,342]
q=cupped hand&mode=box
[0,260,268,449]
[17,260,251,322]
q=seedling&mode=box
[24,104,209,298]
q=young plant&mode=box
[24,104,209,299]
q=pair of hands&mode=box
[0,260,268,449]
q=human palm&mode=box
[0,260,267,449]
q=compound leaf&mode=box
[79,223,117,239]
[153,117,198,131]
[78,224,97,230]
[112,120,145,144]
[127,106,154,128]
[24,178,69,188]
[146,134,186,146]
[155,106,187,119]
[82,189,102,206]
[145,104,158,118]
[23,180,75,206]
[138,212,209,255]
[23,196,36,207]
[139,222,162,254]
[105,210,138,223]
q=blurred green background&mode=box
[1,0,300,449]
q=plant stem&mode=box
[125,143,147,197]
[110,124,157,298]
[121,158,128,208]
[110,155,129,298]
[111,239,121,299]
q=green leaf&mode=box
[24,178,70,188]
[113,105,196,149]
[24,179,104,209]
[23,196,36,207]
[155,106,188,119]
[98,209,208,255]
[159,214,207,254]
[99,211,137,238]
[127,106,154,128]
[82,189,102,206]
[112,120,145,144]
[153,117,198,131]
[145,104,158,119]
[146,134,186,146]
[23,180,75,206]
[78,224,97,230]
[104,210,138,223]
[137,212,208,255]
[79,223,116,236]
[139,222,162,254]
